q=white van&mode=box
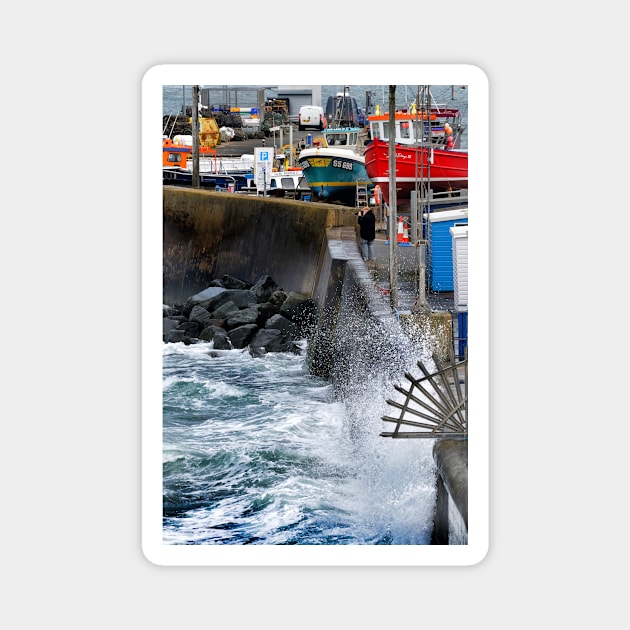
[298,105,325,131]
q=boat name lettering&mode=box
[305,157,332,168]
[299,159,310,169]
[332,159,353,171]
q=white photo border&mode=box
[142,64,489,566]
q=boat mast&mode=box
[388,85,398,309]
[412,86,428,311]
[425,85,432,190]
[192,85,200,189]
[422,86,433,295]
[333,85,350,128]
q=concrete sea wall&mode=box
[163,186,351,306]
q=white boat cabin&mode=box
[314,126,370,155]
[243,172,310,198]
[322,127,361,148]
[367,107,463,148]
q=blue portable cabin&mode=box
[423,207,468,292]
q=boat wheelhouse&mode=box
[367,105,464,149]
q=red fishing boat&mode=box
[364,96,468,206]
[364,137,468,203]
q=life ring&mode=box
[373,184,382,205]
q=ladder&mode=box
[355,179,370,209]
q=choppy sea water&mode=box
[162,340,438,545]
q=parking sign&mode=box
[255,147,274,193]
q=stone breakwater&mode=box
[163,272,316,356]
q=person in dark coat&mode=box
[357,206,376,261]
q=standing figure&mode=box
[358,206,376,261]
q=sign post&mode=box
[254,147,274,196]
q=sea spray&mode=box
[319,270,439,543]
[162,262,442,544]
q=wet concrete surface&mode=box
[363,224,462,357]
[369,224,455,314]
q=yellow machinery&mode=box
[198,117,221,148]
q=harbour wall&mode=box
[162,186,467,542]
[163,186,352,306]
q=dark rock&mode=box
[264,313,298,337]
[188,305,214,329]
[228,324,258,349]
[224,289,258,308]
[248,345,267,358]
[279,292,311,320]
[163,318,181,340]
[199,324,230,343]
[250,328,300,354]
[210,328,232,350]
[226,307,263,329]
[256,301,280,322]
[207,318,227,329]
[166,329,196,345]
[202,289,257,314]
[163,305,181,317]
[280,292,316,335]
[269,290,288,307]
[167,314,187,324]
[208,300,239,319]
[250,275,279,303]
[183,287,226,316]
[222,274,251,289]
[175,320,202,337]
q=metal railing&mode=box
[381,348,467,439]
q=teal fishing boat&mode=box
[296,126,372,205]
[296,87,372,205]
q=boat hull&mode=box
[297,148,371,205]
[163,167,252,191]
[364,138,468,204]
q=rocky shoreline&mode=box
[163,273,316,356]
